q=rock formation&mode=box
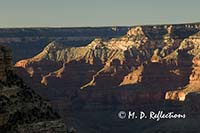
[13,23,200,133]
[0,45,69,133]
[0,45,12,81]
[14,23,200,104]
[0,27,129,62]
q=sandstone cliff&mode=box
[14,23,200,133]
[15,23,200,104]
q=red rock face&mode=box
[189,57,200,85]
[14,24,200,107]
[165,33,200,101]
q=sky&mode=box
[0,0,200,27]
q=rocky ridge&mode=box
[0,27,129,62]
[15,23,200,104]
[13,23,200,133]
[0,45,69,133]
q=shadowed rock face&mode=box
[0,46,12,81]
[0,45,69,133]
[14,23,200,132]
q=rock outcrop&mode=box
[13,23,200,133]
[0,45,12,81]
[0,45,69,133]
[165,32,200,101]
[14,23,200,104]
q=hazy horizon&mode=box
[1,0,200,28]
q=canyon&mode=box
[15,23,200,103]
[0,27,129,62]
[7,23,200,132]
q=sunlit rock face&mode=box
[12,23,200,132]
[165,31,200,101]
[0,27,130,63]
[14,23,200,107]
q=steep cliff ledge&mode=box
[0,45,12,81]
[0,45,71,133]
